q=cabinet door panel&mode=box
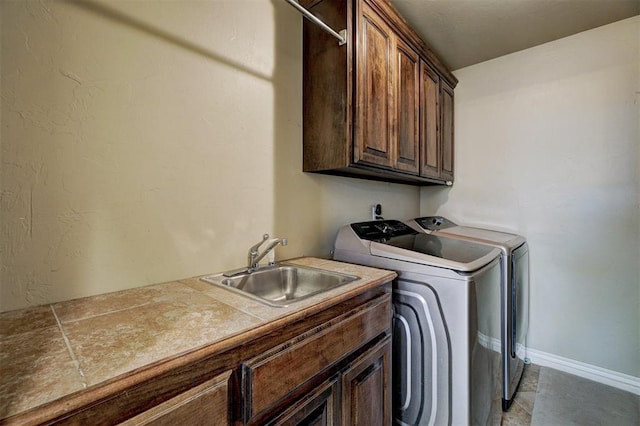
[395,39,420,174]
[355,2,394,168]
[420,62,441,179]
[441,83,454,181]
[341,337,391,426]
[269,378,339,426]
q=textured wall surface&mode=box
[4,0,635,384]
[422,17,640,377]
[0,0,419,311]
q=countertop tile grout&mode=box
[197,294,271,321]
[50,305,88,389]
[56,300,158,325]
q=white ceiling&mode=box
[390,0,640,70]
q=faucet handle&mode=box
[250,234,269,253]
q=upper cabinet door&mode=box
[394,38,420,174]
[440,82,454,182]
[355,2,395,168]
[420,61,440,179]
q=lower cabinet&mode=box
[243,294,392,425]
[265,337,391,426]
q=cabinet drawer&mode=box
[119,370,231,426]
[243,294,391,421]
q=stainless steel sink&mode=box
[200,264,359,307]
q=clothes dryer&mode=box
[333,220,503,425]
[406,216,529,410]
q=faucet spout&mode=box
[247,234,269,271]
[247,235,288,271]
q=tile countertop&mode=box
[0,257,396,422]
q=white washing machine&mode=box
[333,220,503,426]
[405,216,529,411]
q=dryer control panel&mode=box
[350,220,416,241]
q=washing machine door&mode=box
[393,279,450,426]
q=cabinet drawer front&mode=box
[119,370,231,426]
[244,295,391,420]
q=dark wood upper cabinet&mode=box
[302,0,457,186]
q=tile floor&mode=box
[501,364,639,426]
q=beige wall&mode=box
[0,0,419,311]
[422,17,640,377]
[3,0,636,382]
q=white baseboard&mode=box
[526,348,640,395]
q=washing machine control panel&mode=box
[350,220,416,241]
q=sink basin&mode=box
[200,264,359,307]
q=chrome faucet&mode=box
[247,234,288,271]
